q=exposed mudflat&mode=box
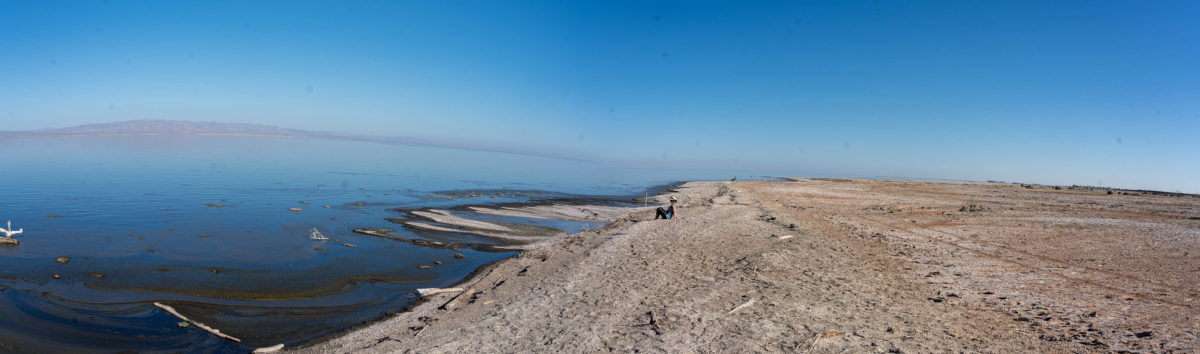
[296,179,1199,353]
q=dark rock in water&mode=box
[433,261,444,265]
[89,273,105,279]
[453,253,466,259]
[412,239,448,247]
[210,269,220,274]
[314,248,327,251]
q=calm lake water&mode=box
[0,136,758,352]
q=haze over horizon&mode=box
[2,1,1197,192]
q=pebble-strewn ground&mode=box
[297,179,1198,353]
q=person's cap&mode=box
[669,196,677,201]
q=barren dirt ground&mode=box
[297,179,1199,353]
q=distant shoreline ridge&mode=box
[0,119,594,162]
[0,132,313,139]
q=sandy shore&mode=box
[294,179,1199,352]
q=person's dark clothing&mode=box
[654,204,675,219]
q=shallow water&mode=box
[0,136,765,351]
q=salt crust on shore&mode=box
[297,179,1200,352]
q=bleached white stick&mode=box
[252,343,286,353]
[727,299,756,315]
[417,287,464,297]
[153,302,242,343]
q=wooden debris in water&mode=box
[252,343,285,353]
[309,227,329,241]
[0,238,18,245]
[453,253,466,259]
[204,203,224,208]
[354,202,365,206]
[89,273,105,279]
[428,194,456,200]
[288,208,302,212]
[433,261,444,265]
[417,265,431,269]
[154,302,241,343]
[56,257,70,263]
[323,205,331,208]
[51,274,61,279]
[298,201,310,204]
[353,228,394,237]
[417,287,463,297]
[47,214,63,218]
[342,243,357,247]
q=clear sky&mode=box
[2,1,1198,192]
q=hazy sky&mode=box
[2,1,1198,192]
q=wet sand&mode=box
[295,179,1199,352]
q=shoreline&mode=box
[281,189,671,351]
[292,178,1199,352]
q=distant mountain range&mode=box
[0,120,591,162]
[0,119,323,137]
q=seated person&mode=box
[655,196,679,220]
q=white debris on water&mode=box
[309,227,329,241]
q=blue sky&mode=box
[2,1,1198,192]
